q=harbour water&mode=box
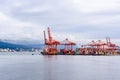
[0,52,120,80]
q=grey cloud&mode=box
[0,0,119,43]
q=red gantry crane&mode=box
[60,38,76,55]
[105,37,119,54]
[83,40,107,55]
[84,40,96,47]
[43,27,60,55]
[106,37,116,50]
[82,37,119,55]
[82,40,98,55]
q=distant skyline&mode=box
[0,0,120,44]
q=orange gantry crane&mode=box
[105,37,119,54]
[82,37,119,55]
[43,27,60,55]
[106,37,117,50]
[60,38,76,55]
[42,27,119,55]
[82,40,99,55]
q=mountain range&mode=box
[0,40,43,50]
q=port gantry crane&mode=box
[43,27,60,55]
[106,37,116,49]
[82,40,99,55]
[105,37,119,54]
[60,38,76,55]
[82,37,119,55]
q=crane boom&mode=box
[48,27,52,43]
[44,30,47,44]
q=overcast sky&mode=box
[0,0,120,44]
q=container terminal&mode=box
[41,27,120,55]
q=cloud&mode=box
[0,12,45,42]
[0,0,119,44]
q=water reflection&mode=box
[43,56,57,80]
[42,56,120,80]
[44,55,58,60]
[1,55,120,80]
